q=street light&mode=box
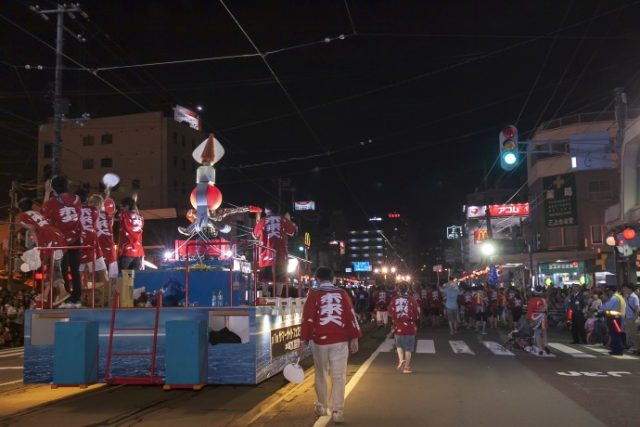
[381,266,389,274]
[480,241,496,257]
[390,267,397,273]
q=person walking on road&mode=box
[388,283,420,373]
[568,284,587,344]
[441,280,461,335]
[299,267,361,424]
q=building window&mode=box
[181,158,185,170]
[588,180,611,199]
[100,158,113,168]
[173,132,177,144]
[101,134,113,145]
[549,226,578,248]
[82,159,94,170]
[173,156,177,168]
[590,225,603,245]
[43,143,52,159]
[82,135,95,146]
[132,179,141,190]
[181,135,185,147]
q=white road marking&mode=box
[0,351,24,359]
[449,340,474,355]
[547,343,595,358]
[483,341,514,356]
[0,379,23,387]
[415,339,435,354]
[581,345,639,360]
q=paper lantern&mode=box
[190,185,222,210]
[623,228,636,240]
[605,235,616,246]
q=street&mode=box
[1,323,638,427]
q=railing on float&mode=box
[182,240,312,306]
[37,245,96,309]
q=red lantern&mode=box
[190,185,222,210]
[623,228,636,240]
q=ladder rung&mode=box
[108,377,163,385]
[113,327,155,331]
[112,351,152,356]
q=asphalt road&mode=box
[1,323,638,427]
[0,347,24,390]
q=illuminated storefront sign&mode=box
[488,203,529,217]
[466,205,487,218]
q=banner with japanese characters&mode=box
[270,325,302,358]
[544,173,578,228]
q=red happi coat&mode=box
[301,283,362,345]
[253,214,297,267]
[18,210,64,260]
[96,198,117,264]
[42,194,82,245]
[79,205,103,263]
[388,294,420,336]
[118,210,144,257]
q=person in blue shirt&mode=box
[440,280,461,335]
[599,285,626,355]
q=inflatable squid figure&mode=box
[179,134,261,238]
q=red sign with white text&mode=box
[488,203,529,217]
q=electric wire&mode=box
[515,0,574,126]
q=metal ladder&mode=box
[105,291,163,385]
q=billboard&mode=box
[544,173,578,228]
[294,201,316,211]
[353,261,372,272]
[466,205,487,218]
[173,105,201,131]
[488,203,529,217]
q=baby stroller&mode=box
[504,316,551,356]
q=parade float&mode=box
[23,135,312,388]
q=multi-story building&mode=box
[37,110,208,211]
[524,112,631,287]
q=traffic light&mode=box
[499,125,519,170]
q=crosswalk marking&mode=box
[581,345,639,360]
[449,340,474,355]
[482,341,514,356]
[415,339,435,354]
[376,338,637,360]
[547,343,595,358]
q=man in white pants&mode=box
[299,267,361,424]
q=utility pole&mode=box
[613,88,627,290]
[7,181,17,291]
[30,3,88,175]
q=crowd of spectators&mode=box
[0,281,36,348]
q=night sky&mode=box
[2,0,640,246]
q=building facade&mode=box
[37,111,208,211]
